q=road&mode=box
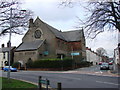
[1,65,120,89]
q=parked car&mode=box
[99,62,103,65]
[109,61,113,65]
[100,63,109,70]
[3,66,17,72]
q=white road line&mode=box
[58,75,82,80]
[95,71,103,73]
[96,81,119,86]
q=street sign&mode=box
[43,51,49,55]
[71,52,80,56]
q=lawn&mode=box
[0,77,38,90]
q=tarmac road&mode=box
[2,69,120,89]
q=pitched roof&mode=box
[16,40,44,51]
[35,17,83,42]
[0,47,15,52]
[62,30,82,42]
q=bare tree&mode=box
[0,0,33,36]
[96,47,107,56]
[60,0,120,38]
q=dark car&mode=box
[3,66,17,72]
[100,63,109,70]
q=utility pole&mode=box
[71,46,75,69]
[71,46,73,59]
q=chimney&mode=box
[7,41,11,47]
[1,44,4,48]
[29,18,34,27]
[86,47,88,50]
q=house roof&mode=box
[0,47,15,53]
[35,17,83,42]
[16,40,44,51]
[63,30,82,41]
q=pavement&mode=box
[110,64,120,76]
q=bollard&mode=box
[39,76,42,90]
[46,79,49,90]
[57,82,61,90]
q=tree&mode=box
[60,0,120,38]
[0,0,33,36]
[96,47,107,56]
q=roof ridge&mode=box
[62,29,82,33]
[33,17,83,42]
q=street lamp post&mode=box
[7,8,27,79]
[7,8,12,80]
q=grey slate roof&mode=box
[0,47,15,52]
[63,30,82,42]
[16,40,44,51]
[41,18,83,42]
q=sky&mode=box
[0,0,118,57]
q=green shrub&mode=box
[26,58,33,68]
[32,58,73,68]
[41,58,61,61]
[78,61,91,67]
[12,62,20,68]
[27,58,91,69]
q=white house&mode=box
[86,47,102,65]
[0,44,15,68]
[0,47,8,68]
[114,47,119,65]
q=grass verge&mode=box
[0,77,37,90]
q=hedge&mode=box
[25,58,91,68]
[31,58,73,68]
[12,62,20,68]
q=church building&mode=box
[14,17,86,65]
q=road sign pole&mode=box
[39,76,42,90]
[46,79,49,90]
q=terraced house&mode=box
[14,17,86,65]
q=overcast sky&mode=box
[0,0,118,57]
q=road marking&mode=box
[96,81,119,86]
[58,75,82,80]
[95,71,103,74]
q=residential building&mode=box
[86,47,102,65]
[0,44,15,68]
[114,47,119,65]
[14,17,86,66]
